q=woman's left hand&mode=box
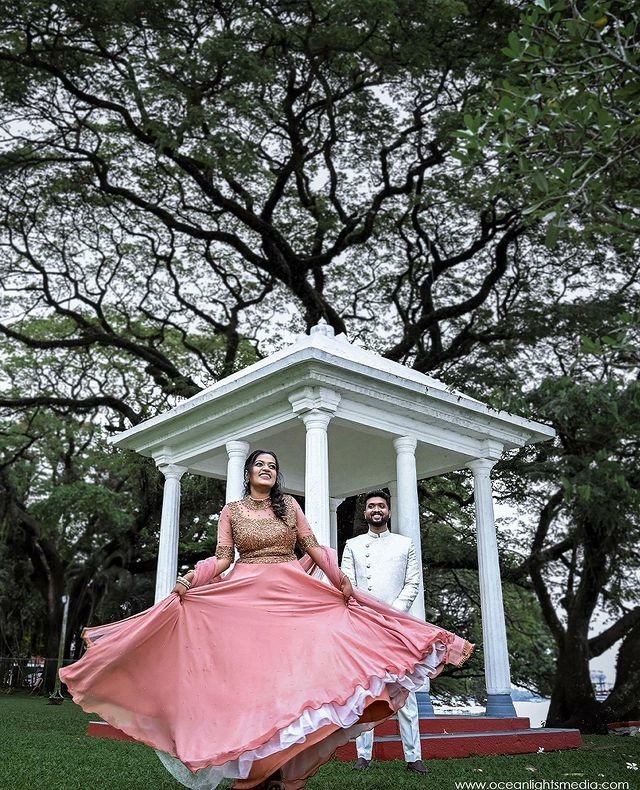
[340,574,353,603]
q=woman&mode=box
[61,450,472,790]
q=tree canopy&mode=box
[1,0,551,401]
[455,0,640,245]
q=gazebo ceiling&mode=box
[109,323,554,497]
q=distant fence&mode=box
[0,657,76,692]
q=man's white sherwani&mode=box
[341,529,422,762]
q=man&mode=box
[340,490,428,775]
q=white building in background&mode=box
[109,321,555,717]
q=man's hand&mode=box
[340,574,353,603]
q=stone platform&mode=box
[334,715,582,760]
[607,720,640,736]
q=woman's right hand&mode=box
[172,571,195,599]
[172,582,188,599]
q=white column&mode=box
[155,463,187,603]
[300,410,333,546]
[468,458,516,717]
[392,443,434,716]
[329,497,343,550]
[393,436,425,620]
[225,440,250,503]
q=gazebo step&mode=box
[335,728,582,760]
[608,720,640,735]
[88,721,136,741]
[88,721,581,761]
[374,715,530,736]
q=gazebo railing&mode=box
[0,657,76,693]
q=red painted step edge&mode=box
[335,729,582,761]
[374,716,531,736]
[87,721,136,741]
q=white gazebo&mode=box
[109,322,554,717]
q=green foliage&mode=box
[453,0,640,243]
[435,291,640,724]
[529,371,640,591]
[0,541,41,655]
[0,402,229,656]
[0,411,140,654]
[0,312,257,425]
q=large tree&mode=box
[0,405,228,688]
[0,410,146,686]
[0,0,551,407]
[418,473,558,704]
[2,1,634,401]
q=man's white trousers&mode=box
[355,691,421,762]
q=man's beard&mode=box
[365,514,389,528]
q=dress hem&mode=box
[154,648,442,786]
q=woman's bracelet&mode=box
[176,576,192,590]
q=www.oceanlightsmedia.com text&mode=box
[454,781,629,790]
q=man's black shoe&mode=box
[354,757,372,770]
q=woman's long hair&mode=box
[243,449,287,521]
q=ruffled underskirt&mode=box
[156,647,441,788]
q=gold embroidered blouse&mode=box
[215,494,319,564]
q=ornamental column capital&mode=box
[225,440,250,458]
[467,458,497,477]
[157,463,188,481]
[299,409,333,431]
[393,435,418,454]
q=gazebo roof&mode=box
[109,323,554,498]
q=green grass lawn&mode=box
[1,693,639,790]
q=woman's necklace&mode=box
[245,494,272,511]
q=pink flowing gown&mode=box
[60,495,472,789]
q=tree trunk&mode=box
[604,619,640,722]
[546,629,608,732]
[546,531,610,733]
[42,575,65,693]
